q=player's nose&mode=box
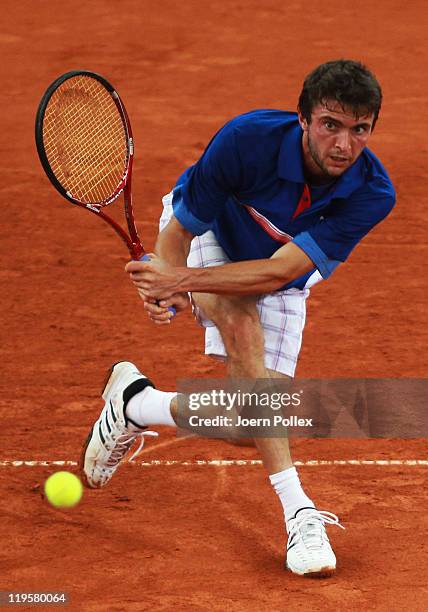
[334,129,352,154]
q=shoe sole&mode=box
[79,427,95,488]
[79,361,128,489]
[286,562,335,578]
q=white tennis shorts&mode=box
[160,192,313,377]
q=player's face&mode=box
[299,101,374,183]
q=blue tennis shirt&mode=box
[172,110,396,290]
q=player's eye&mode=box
[354,125,368,135]
[323,120,336,130]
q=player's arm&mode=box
[126,240,314,299]
[155,215,194,266]
[180,241,315,294]
[135,216,194,322]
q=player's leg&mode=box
[189,293,312,505]
[188,291,343,577]
[189,292,293,473]
[265,368,343,576]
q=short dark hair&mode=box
[298,59,382,130]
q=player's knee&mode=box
[193,294,263,355]
[216,303,263,354]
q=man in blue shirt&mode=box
[82,60,395,577]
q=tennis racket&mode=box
[35,70,175,314]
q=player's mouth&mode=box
[329,155,350,166]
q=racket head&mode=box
[35,70,133,209]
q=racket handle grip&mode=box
[140,254,176,316]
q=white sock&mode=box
[269,466,315,526]
[126,387,177,428]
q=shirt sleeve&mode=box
[293,179,396,278]
[172,122,243,235]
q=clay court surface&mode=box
[1,1,427,610]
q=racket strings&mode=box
[42,76,128,204]
[46,108,124,202]
[45,80,126,200]
[46,82,125,201]
[51,99,122,177]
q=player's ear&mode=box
[297,110,309,132]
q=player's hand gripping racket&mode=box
[35,70,175,315]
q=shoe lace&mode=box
[105,430,159,467]
[289,510,345,550]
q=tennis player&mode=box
[82,59,396,577]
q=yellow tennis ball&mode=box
[44,471,83,508]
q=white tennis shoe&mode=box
[286,508,344,577]
[81,361,158,488]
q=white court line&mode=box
[0,459,427,467]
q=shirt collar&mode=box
[278,120,366,198]
[278,122,306,182]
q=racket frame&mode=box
[35,70,144,259]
